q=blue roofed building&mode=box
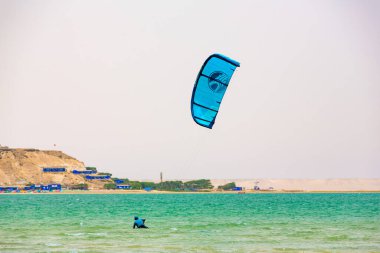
[86,175,111,180]
[43,167,66,173]
[116,185,131,189]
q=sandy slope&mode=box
[0,148,108,188]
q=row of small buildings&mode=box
[1,167,262,192]
[0,167,128,193]
[43,167,128,186]
[0,184,62,193]
[43,167,112,180]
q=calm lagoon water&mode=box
[0,193,379,252]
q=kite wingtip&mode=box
[212,53,240,67]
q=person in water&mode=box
[133,216,148,229]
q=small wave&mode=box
[88,232,108,237]
[65,233,85,236]
[170,227,178,231]
[65,232,107,237]
[326,234,349,241]
[45,242,62,247]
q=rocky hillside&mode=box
[0,148,109,189]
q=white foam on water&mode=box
[45,242,62,247]
[88,232,108,237]
[65,232,107,237]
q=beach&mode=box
[210,179,380,192]
[2,177,380,195]
[2,189,380,195]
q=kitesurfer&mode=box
[133,216,148,229]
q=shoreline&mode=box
[1,190,380,195]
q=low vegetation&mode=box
[108,179,214,191]
[70,183,88,190]
[97,172,112,176]
[104,183,116,189]
[218,182,236,190]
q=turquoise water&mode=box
[0,193,379,252]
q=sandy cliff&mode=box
[0,148,108,188]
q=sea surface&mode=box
[0,193,379,252]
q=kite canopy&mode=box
[190,54,240,129]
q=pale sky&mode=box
[1,0,379,180]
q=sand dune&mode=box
[210,178,380,191]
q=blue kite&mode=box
[190,54,240,129]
